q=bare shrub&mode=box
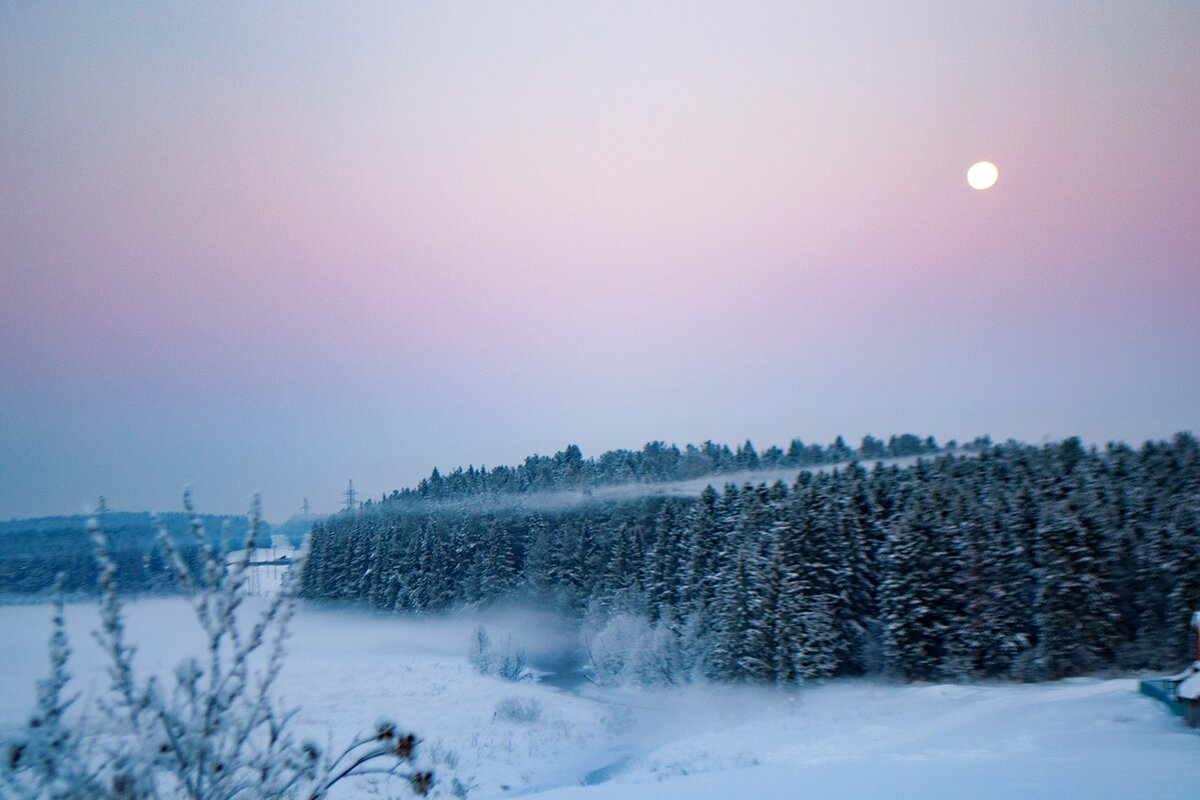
[494,637,527,682]
[492,696,541,724]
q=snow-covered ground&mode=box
[1,596,1196,799]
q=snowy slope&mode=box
[371,453,944,518]
[1,598,1195,799]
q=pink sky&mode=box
[1,2,1198,519]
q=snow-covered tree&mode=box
[1034,503,1119,679]
[878,492,958,680]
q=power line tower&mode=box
[96,496,109,515]
[301,497,311,516]
[248,558,261,596]
[342,480,358,511]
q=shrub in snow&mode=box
[467,625,492,674]
[494,636,527,681]
[467,625,527,681]
[492,696,541,724]
[586,611,702,687]
[1,492,435,799]
[587,614,643,683]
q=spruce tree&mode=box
[1034,503,1119,678]
[878,492,957,679]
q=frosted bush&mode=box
[467,625,526,681]
[586,611,702,687]
[467,625,492,674]
[494,636,527,681]
[587,614,645,684]
[493,696,542,724]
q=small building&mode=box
[1140,611,1200,728]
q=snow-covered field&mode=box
[1,596,1196,799]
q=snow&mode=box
[2,597,1196,799]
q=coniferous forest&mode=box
[301,434,1200,683]
[380,432,940,504]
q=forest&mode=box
[0,512,261,595]
[0,433,940,597]
[301,434,1200,683]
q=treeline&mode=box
[302,434,1200,683]
[0,512,262,596]
[373,433,946,505]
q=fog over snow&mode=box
[2,596,1194,799]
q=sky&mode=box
[2,1,1198,521]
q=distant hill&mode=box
[0,511,268,597]
[370,432,955,509]
[273,513,327,548]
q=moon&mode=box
[967,161,999,190]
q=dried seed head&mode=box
[410,771,434,796]
[375,720,396,741]
[392,733,416,759]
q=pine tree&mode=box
[878,493,957,679]
[1034,503,1119,678]
[601,521,645,611]
[642,504,684,619]
[480,517,517,601]
[1165,495,1200,661]
[708,539,768,681]
[678,486,722,615]
[767,516,840,682]
[978,511,1036,676]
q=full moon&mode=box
[967,161,999,190]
